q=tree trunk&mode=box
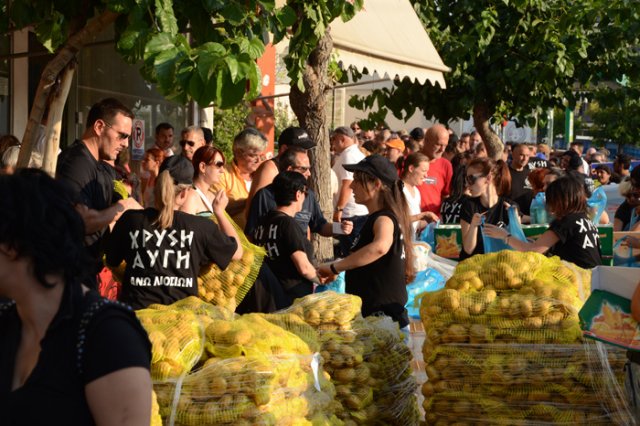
[42,62,75,175]
[473,102,504,161]
[17,10,119,169]
[289,29,334,263]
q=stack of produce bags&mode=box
[420,251,632,425]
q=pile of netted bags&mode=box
[139,296,335,425]
[420,251,632,425]
[281,292,420,425]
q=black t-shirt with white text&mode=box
[345,210,409,328]
[105,209,237,309]
[509,166,532,215]
[459,196,513,261]
[253,210,314,294]
[440,196,467,224]
[548,212,602,269]
[245,184,327,245]
[527,158,549,170]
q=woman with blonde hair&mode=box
[105,155,242,309]
[318,155,415,329]
[214,128,267,228]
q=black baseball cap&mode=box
[278,127,316,149]
[410,127,425,141]
[343,154,398,187]
[159,155,194,185]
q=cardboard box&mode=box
[433,225,462,259]
[579,266,640,351]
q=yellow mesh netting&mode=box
[156,355,322,426]
[197,212,266,311]
[277,293,420,425]
[420,251,633,425]
[136,308,205,382]
[150,390,162,426]
[204,313,317,359]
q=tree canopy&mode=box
[2,0,360,172]
[350,0,640,158]
[589,80,640,148]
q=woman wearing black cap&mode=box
[105,155,242,309]
[317,155,415,329]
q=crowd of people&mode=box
[1,97,640,422]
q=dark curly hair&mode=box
[0,169,92,288]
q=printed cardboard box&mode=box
[433,225,462,259]
[579,266,640,351]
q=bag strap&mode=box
[0,300,16,318]
[76,292,134,375]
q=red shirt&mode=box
[418,157,452,216]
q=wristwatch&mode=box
[334,206,344,212]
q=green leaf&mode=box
[154,0,178,36]
[222,2,245,25]
[215,68,246,109]
[153,47,180,88]
[202,0,226,12]
[144,33,176,61]
[196,42,226,81]
[225,56,240,83]
[247,37,265,59]
[9,0,36,29]
[246,61,262,100]
[276,5,297,27]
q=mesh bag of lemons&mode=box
[420,251,589,352]
[197,212,266,311]
[422,342,631,425]
[149,296,338,425]
[276,292,420,425]
[419,251,634,425]
[155,355,319,426]
[136,307,205,382]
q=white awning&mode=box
[330,0,449,87]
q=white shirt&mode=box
[332,144,368,217]
[403,184,421,237]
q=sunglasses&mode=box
[104,121,130,140]
[180,140,196,148]
[466,173,487,185]
[210,161,225,169]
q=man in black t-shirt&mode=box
[246,147,352,247]
[56,98,142,286]
[253,172,319,305]
[508,143,533,216]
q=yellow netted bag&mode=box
[420,251,588,350]
[157,355,319,426]
[136,308,204,381]
[422,343,631,425]
[286,291,362,330]
[204,313,316,358]
[150,389,162,426]
[197,212,266,311]
[419,251,632,425]
[150,295,234,334]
